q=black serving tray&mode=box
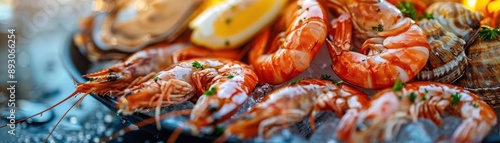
[62,33,500,143]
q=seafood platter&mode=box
[12,0,500,142]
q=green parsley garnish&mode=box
[212,126,225,135]
[192,61,204,69]
[153,76,159,82]
[451,93,461,105]
[321,74,332,80]
[204,87,216,96]
[397,2,417,20]
[470,102,479,108]
[421,13,433,20]
[393,79,404,91]
[334,80,343,85]
[424,88,428,93]
[398,95,402,100]
[479,26,499,41]
[409,92,417,103]
[227,74,234,79]
[372,24,383,32]
[289,79,301,85]
[421,96,427,101]
[298,5,302,9]
[89,78,95,82]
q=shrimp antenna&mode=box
[44,93,89,143]
[99,109,192,142]
[0,89,92,128]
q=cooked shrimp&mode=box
[325,0,430,89]
[337,81,497,143]
[117,58,258,131]
[248,0,328,85]
[0,45,243,143]
[214,78,370,141]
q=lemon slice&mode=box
[190,0,287,50]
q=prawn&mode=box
[324,0,430,89]
[116,58,259,133]
[337,81,497,143]
[248,0,328,85]
[214,78,370,141]
[0,44,243,142]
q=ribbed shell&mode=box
[414,19,467,83]
[456,29,500,108]
[426,2,484,43]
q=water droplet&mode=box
[69,116,78,124]
[104,114,113,123]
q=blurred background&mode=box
[0,0,159,142]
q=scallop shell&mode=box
[426,2,484,43]
[414,19,467,83]
[456,26,500,108]
[93,0,203,52]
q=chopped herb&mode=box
[422,13,434,20]
[153,76,159,82]
[298,5,302,9]
[334,80,343,85]
[421,96,427,101]
[321,74,332,80]
[204,87,217,96]
[289,79,301,85]
[299,19,303,23]
[192,61,204,69]
[397,2,417,20]
[409,92,417,103]
[451,93,461,105]
[225,18,231,24]
[398,95,402,100]
[89,78,95,82]
[372,24,383,32]
[424,88,428,93]
[479,26,499,41]
[212,126,225,135]
[227,74,234,79]
[470,102,479,108]
[393,79,404,91]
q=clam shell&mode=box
[93,0,203,52]
[74,15,129,63]
[414,19,467,83]
[456,27,500,108]
[426,2,484,43]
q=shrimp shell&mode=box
[338,81,497,143]
[414,19,467,83]
[427,2,484,43]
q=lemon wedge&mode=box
[190,0,287,50]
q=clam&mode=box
[74,14,129,62]
[414,19,467,83]
[426,2,484,43]
[456,26,500,108]
[92,0,203,52]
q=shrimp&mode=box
[214,78,370,141]
[116,58,258,131]
[337,81,497,143]
[0,45,243,143]
[248,0,328,85]
[324,0,430,89]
